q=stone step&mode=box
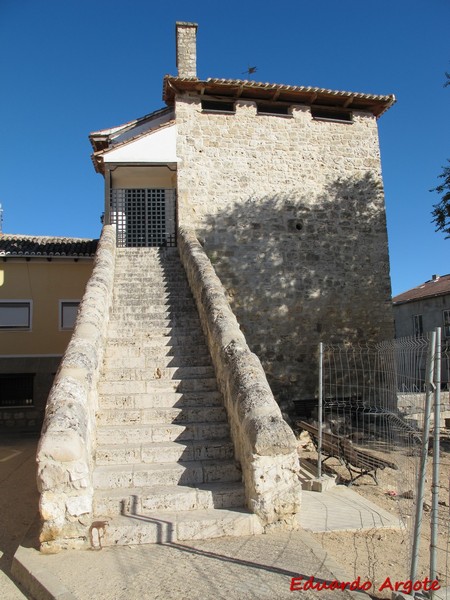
[110,305,198,316]
[96,405,227,426]
[103,353,212,370]
[114,277,190,296]
[113,275,189,281]
[101,366,215,382]
[104,345,210,360]
[95,439,235,465]
[93,482,244,515]
[93,459,242,489]
[112,293,193,303]
[115,257,184,273]
[105,334,207,348]
[106,327,205,340]
[98,390,223,410]
[96,422,230,445]
[89,509,263,547]
[112,294,194,304]
[98,378,218,396]
[108,317,201,328]
[113,282,191,290]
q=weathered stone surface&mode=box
[176,96,394,405]
[38,429,85,462]
[66,494,92,517]
[178,228,301,526]
[176,22,198,78]
[37,225,116,550]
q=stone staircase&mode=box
[92,248,263,546]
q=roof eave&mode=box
[162,75,396,117]
[393,290,450,305]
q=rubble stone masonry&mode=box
[175,96,394,407]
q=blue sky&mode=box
[0,0,448,296]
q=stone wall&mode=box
[176,22,197,78]
[36,225,116,552]
[178,228,301,527]
[176,96,394,408]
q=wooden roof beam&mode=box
[272,88,281,101]
[343,96,354,108]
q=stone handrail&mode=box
[178,227,301,528]
[37,225,116,552]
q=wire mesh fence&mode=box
[298,334,450,597]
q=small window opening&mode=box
[60,301,80,330]
[311,107,353,123]
[0,374,34,407]
[0,301,31,329]
[443,310,450,338]
[201,100,235,113]
[256,103,290,116]
[413,314,423,338]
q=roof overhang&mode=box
[163,76,396,118]
[90,107,176,174]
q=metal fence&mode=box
[311,332,450,597]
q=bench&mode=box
[297,420,398,485]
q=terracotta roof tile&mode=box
[393,275,450,305]
[0,234,98,257]
[163,76,396,117]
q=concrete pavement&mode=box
[0,435,39,599]
[2,435,400,600]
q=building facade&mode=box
[90,22,395,410]
[393,274,450,388]
[0,235,97,432]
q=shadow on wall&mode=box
[199,173,393,408]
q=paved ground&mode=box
[0,435,38,599]
[300,486,401,532]
[2,435,401,600]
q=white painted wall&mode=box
[104,124,178,165]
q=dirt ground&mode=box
[298,431,450,599]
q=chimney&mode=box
[432,274,440,281]
[176,22,198,78]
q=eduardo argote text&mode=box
[290,575,440,594]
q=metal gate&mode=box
[110,188,176,247]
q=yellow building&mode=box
[0,234,97,432]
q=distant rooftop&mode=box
[0,234,98,257]
[393,274,450,305]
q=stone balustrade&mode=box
[36,225,116,552]
[178,227,301,528]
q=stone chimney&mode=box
[176,22,198,78]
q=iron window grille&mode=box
[110,188,176,248]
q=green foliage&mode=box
[430,72,450,236]
[431,161,450,237]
